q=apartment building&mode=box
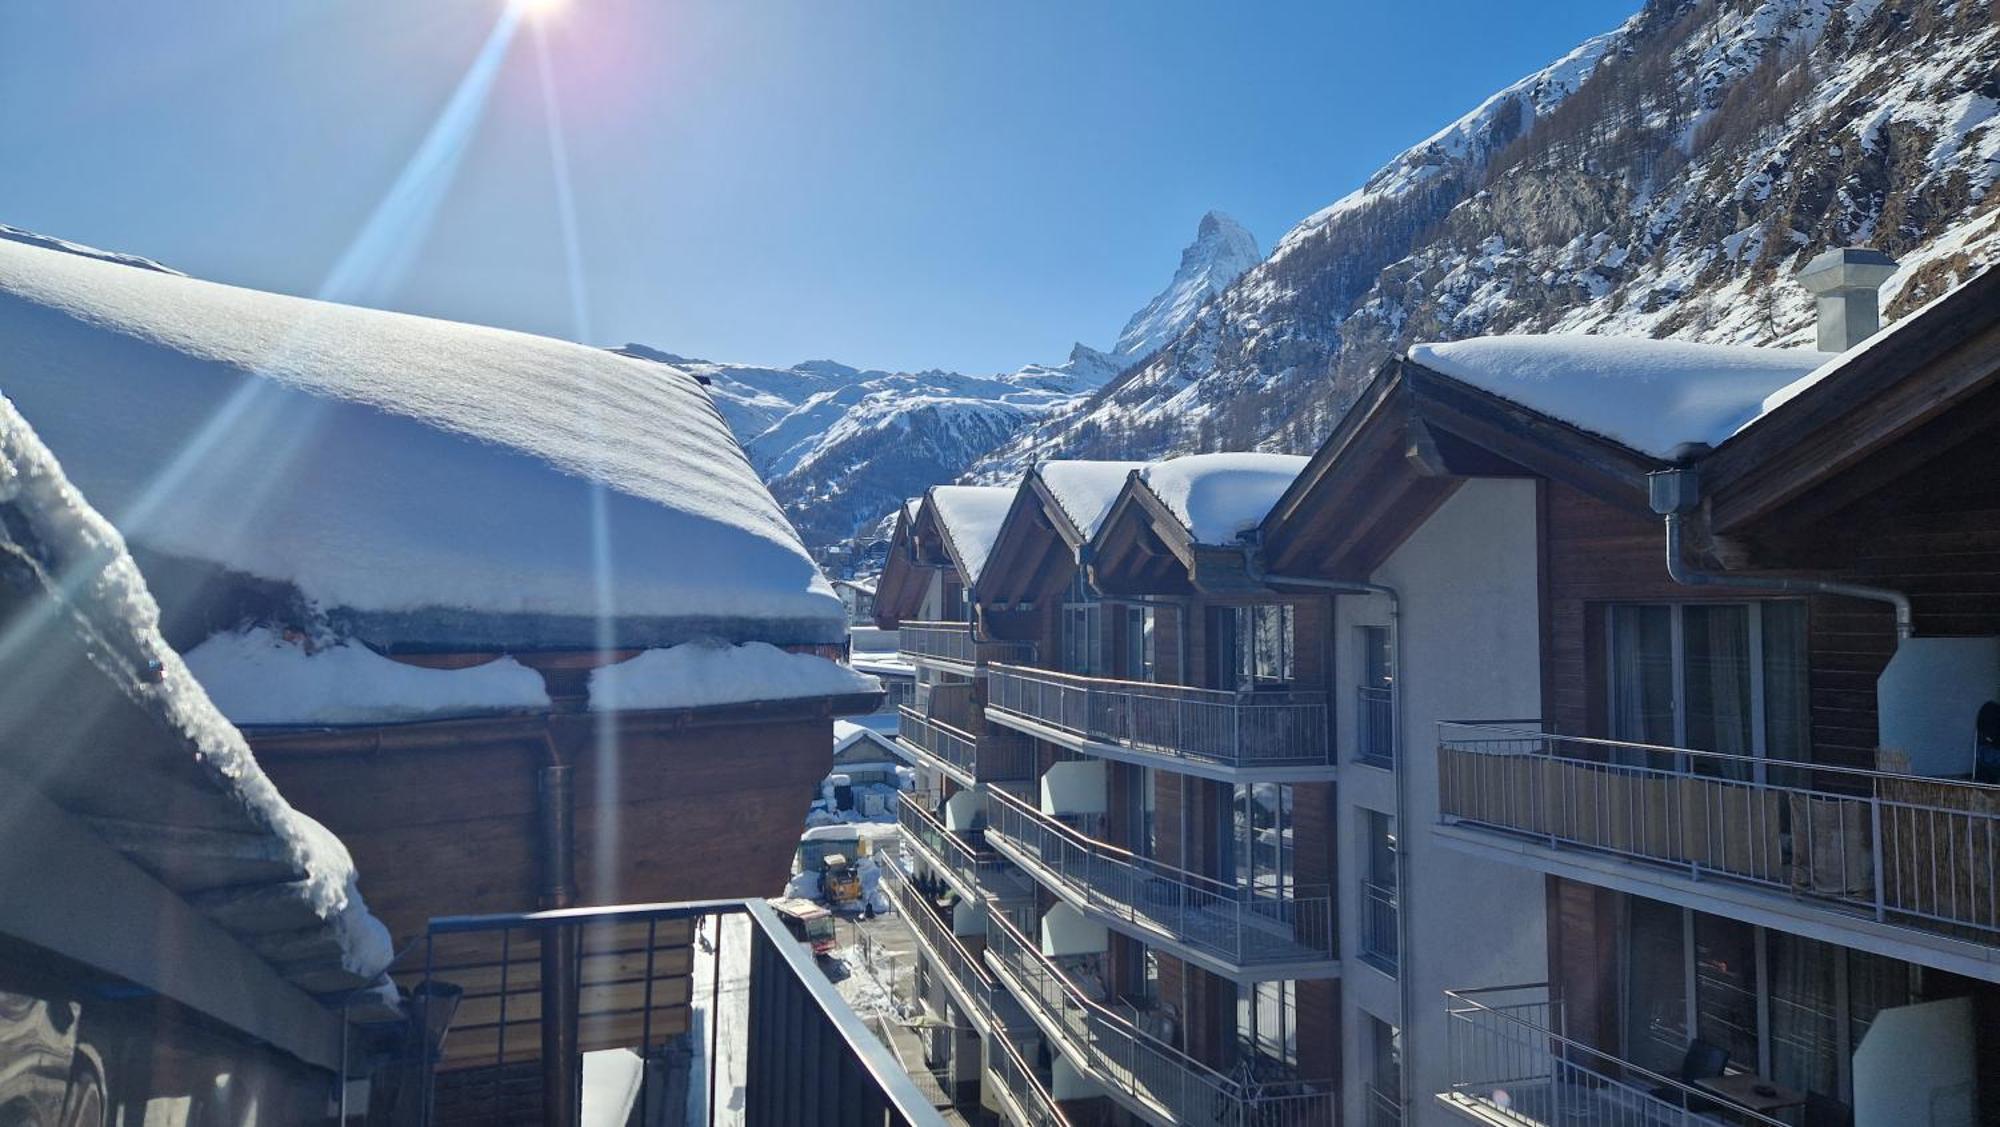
[1396,254,2000,1127]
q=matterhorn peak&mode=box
[1113,210,1262,360]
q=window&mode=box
[1214,604,1294,690]
[1229,783,1293,896]
[1125,765,1158,859]
[1357,625,1394,766]
[1605,601,1809,777]
[1361,810,1398,971]
[1236,979,1297,1070]
[1061,572,1102,675]
[1367,1016,1403,1113]
[1124,605,1156,681]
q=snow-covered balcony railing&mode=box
[896,789,1012,901]
[983,907,1335,1127]
[1358,878,1398,975]
[1437,723,2000,945]
[896,706,979,783]
[899,620,1033,670]
[986,663,1330,773]
[1440,984,1786,1127]
[983,786,1336,973]
[987,1022,1073,1127]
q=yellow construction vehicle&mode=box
[819,852,863,906]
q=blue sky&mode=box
[0,0,1636,373]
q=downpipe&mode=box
[538,731,580,1127]
[1244,553,1415,1122]
[1648,468,1913,639]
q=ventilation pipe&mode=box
[1796,247,1898,352]
[1648,467,1913,638]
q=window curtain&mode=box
[1761,601,1810,765]
[1768,931,1840,1102]
[1684,605,1753,779]
[1622,896,1689,1076]
[1609,605,1675,766]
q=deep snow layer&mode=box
[587,641,880,712]
[1037,460,1147,539]
[927,484,1018,584]
[0,237,845,643]
[1409,335,1828,457]
[185,627,550,725]
[1140,454,1311,544]
[0,392,392,979]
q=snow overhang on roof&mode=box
[1036,460,1149,542]
[1406,335,1828,460]
[927,484,1017,586]
[0,395,393,1010]
[1138,453,1311,545]
[0,236,846,653]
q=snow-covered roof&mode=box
[186,627,550,726]
[928,484,1017,585]
[0,393,392,991]
[0,236,845,650]
[586,641,878,713]
[1139,453,1311,544]
[834,719,897,755]
[1407,335,1829,460]
[1038,460,1147,539]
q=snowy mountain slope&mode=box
[620,212,1251,553]
[1113,210,1262,360]
[967,0,2000,479]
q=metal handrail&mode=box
[896,790,1002,897]
[1443,984,1787,1127]
[899,620,1034,666]
[1438,723,2000,938]
[897,706,979,777]
[1356,685,1395,767]
[1359,878,1398,973]
[987,662,1331,768]
[984,907,1334,1127]
[982,785,1335,965]
[881,851,996,1006]
[986,1022,1074,1127]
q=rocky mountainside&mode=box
[620,210,1261,554]
[967,0,2000,480]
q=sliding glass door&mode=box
[1605,601,1809,776]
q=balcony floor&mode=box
[987,826,1339,983]
[984,705,1338,784]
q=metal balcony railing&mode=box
[1358,878,1398,975]
[1438,723,2000,943]
[983,908,1334,1127]
[897,790,1012,900]
[881,850,999,1018]
[899,620,1034,668]
[986,663,1330,771]
[983,786,1335,971]
[1364,1081,1402,1127]
[412,899,944,1127]
[897,706,979,780]
[1442,985,1785,1127]
[987,1022,1074,1127]
[1356,685,1395,768]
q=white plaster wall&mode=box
[1334,478,1550,1127]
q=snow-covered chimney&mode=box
[1795,247,1898,352]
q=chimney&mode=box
[1795,247,1898,352]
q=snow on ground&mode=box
[685,914,750,1127]
[1038,460,1147,538]
[587,641,879,712]
[0,393,392,979]
[0,235,844,643]
[581,1050,644,1127]
[1408,335,1828,458]
[927,484,1017,585]
[1139,453,1311,544]
[184,626,549,725]
[829,945,898,1022]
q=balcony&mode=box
[986,1022,1075,1127]
[896,706,980,786]
[983,786,1337,980]
[983,908,1336,1127]
[899,620,1034,672]
[1439,985,1785,1127]
[881,849,1007,1030]
[412,899,944,1127]
[1366,1082,1402,1127]
[1356,685,1395,768]
[1358,878,1398,975]
[1437,724,2000,977]
[897,790,1026,904]
[985,663,1333,782]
